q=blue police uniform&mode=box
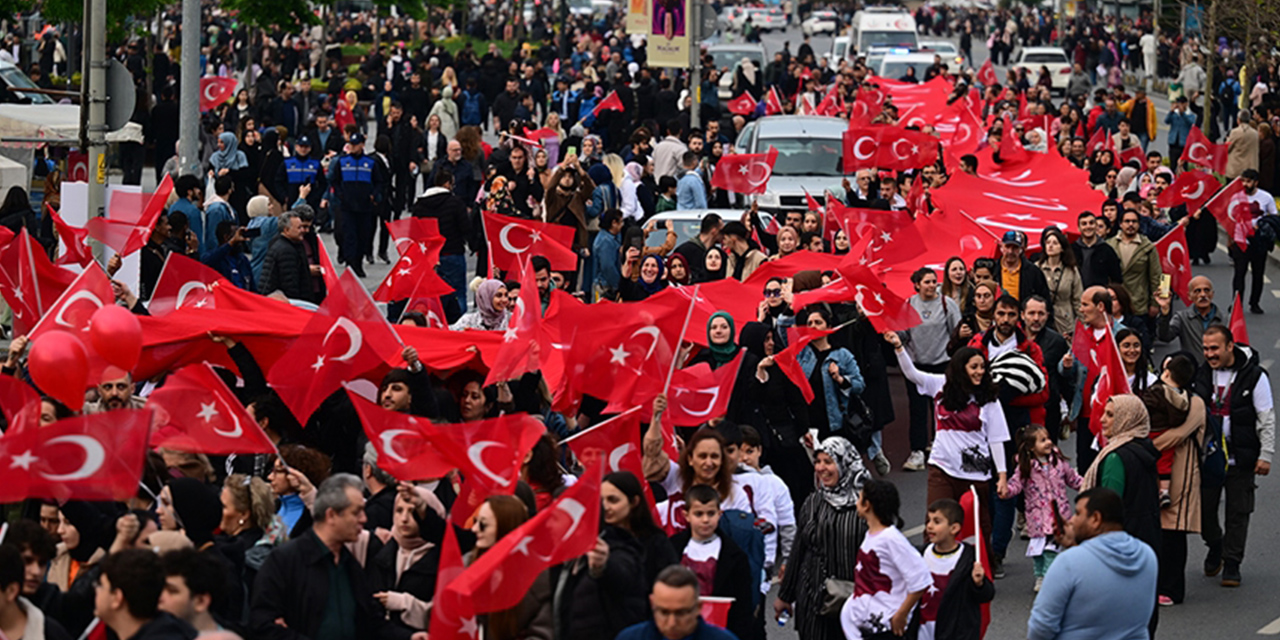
[328,138,385,274]
[276,152,326,211]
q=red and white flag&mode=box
[1180,126,1228,174]
[0,409,152,503]
[711,147,778,195]
[834,260,922,332]
[0,375,40,433]
[1088,324,1130,435]
[148,364,277,455]
[763,86,784,115]
[47,204,93,266]
[148,253,227,316]
[385,218,441,255]
[372,237,451,303]
[667,352,744,426]
[483,210,578,272]
[563,407,658,520]
[485,259,554,385]
[1155,170,1218,211]
[86,174,174,257]
[1203,177,1251,250]
[199,77,238,112]
[843,126,940,172]
[27,264,113,343]
[427,525,477,640]
[976,59,998,87]
[1153,226,1193,305]
[1085,126,1114,156]
[0,229,77,336]
[590,91,625,118]
[1229,292,1250,345]
[726,92,758,116]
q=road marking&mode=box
[1272,291,1280,299]
[1274,338,1280,349]
[904,524,925,538]
[1258,615,1280,635]
[1267,275,1273,284]
[1263,360,1275,371]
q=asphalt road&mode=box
[739,22,1280,640]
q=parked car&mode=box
[645,209,777,250]
[802,11,839,35]
[1011,46,1072,93]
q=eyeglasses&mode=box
[763,288,783,298]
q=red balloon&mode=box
[28,330,90,411]
[89,305,143,373]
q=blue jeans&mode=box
[438,253,468,318]
[866,431,884,460]
[1136,133,1150,150]
[992,485,1017,559]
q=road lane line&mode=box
[904,524,925,538]
[1257,615,1280,635]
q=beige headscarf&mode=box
[1081,394,1150,490]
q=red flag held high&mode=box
[1153,226,1192,305]
[804,189,822,212]
[87,174,175,256]
[1085,126,1112,156]
[667,352,744,426]
[1230,292,1250,345]
[0,409,152,503]
[0,229,78,336]
[1203,178,1251,250]
[564,407,659,521]
[372,237,451,303]
[727,92,758,116]
[47,205,93,266]
[764,86,784,115]
[1181,126,1228,174]
[843,126,940,172]
[834,260,922,332]
[483,210,578,272]
[1155,170,1218,211]
[772,325,841,403]
[148,364,277,454]
[977,59,998,86]
[427,526,477,640]
[711,147,778,195]
[1088,324,1130,435]
[148,253,227,316]
[27,264,113,343]
[385,217,441,255]
[0,375,40,433]
[199,77,238,112]
[446,463,604,613]
[591,91,624,118]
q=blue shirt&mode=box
[201,200,235,258]
[677,171,708,210]
[593,229,623,290]
[170,197,203,249]
[616,619,739,640]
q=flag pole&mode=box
[663,284,701,395]
[560,405,646,446]
[970,485,982,561]
[1200,176,1242,212]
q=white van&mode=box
[830,8,918,70]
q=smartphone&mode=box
[566,146,578,158]
[241,227,262,239]
[626,235,644,252]
[1159,273,1171,297]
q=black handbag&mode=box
[841,393,877,451]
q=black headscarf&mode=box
[168,477,222,547]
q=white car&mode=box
[1011,46,1072,93]
[645,210,777,250]
[708,43,768,100]
[877,53,941,82]
[732,7,787,32]
[919,39,965,67]
[802,11,839,35]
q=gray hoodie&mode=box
[1028,531,1157,640]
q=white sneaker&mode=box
[873,451,891,476]
[903,451,927,471]
[1034,576,1043,593]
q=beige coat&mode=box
[726,248,767,282]
[1226,123,1259,178]
[1039,260,1082,337]
[1154,395,1205,532]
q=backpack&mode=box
[461,91,483,125]
[1252,214,1280,246]
[718,509,765,607]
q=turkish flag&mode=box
[483,210,578,272]
[824,201,915,244]
[555,304,676,411]
[591,90,625,118]
[977,59,998,87]
[843,126,940,172]
[1116,143,1146,167]
[804,188,822,212]
[402,296,449,329]
[87,174,174,256]
[385,218,441,255]
[834,259,922,332]
[485,259,555,386]
[0,375,40,433]
[1085,126,1113,156]
[564,406,659,520]
[372,237,451,302]
[1155,170,1218,211]
[764,86,784,115]
[199,77,238,112]
[790,278,854,314]
[711,147,778,195]
[853,214,927,266]
[743,252,844,287]
[428,525,477,640]
[1088,324,1130,435]
[998,118,1030,164]
[667,352,744,426]
[701,598,734,628]
[0,409,152,503]
[0,229,78,336]
[772,324,842,403]
[267,269,405,422]
[814,86,842,117]
[47,205,93,266]
[1153,226,1193,305]
[1180,126,1228,174]
[1229,292,1250,345]
[848,94,875,127]
[522,127,561,142]
[1203,177,1251,250]
[907,172,928,216]
[727,92,758,116]
[350,392,450,480]
[148,253,227,316]
[939,102,984,157]
[148,364,277,455]
[27,264,114,343]
[447,462,604,613]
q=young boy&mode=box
[656,175,679,213]
[919,499,995,640]
[1141,354,1194,508]
[670,484,757,640]
[716,423,786,575]
[737,425,797,571]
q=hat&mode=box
[1000,230,1027,248]
[296,135,313,147]
[349,132,365,145]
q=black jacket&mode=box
[366,538,440,633]
[929,543,995,640]
[993,257,1051,311]
[1112,439,1162,551]
[1194,345,1268,467]
[364,485,397,532]
[251,530,413,640]
[553,524,647,640]
[669,531,756,640]
[1032,327,1072,428]
[124,612,198,640]
[411,187,471,255]
[258,235,315,302]
[1071,239,1123,289]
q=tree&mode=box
[40,0,169,41]
[219,0,325,31]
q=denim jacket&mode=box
[797,346,865,430]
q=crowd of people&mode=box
[0,1,1278,640]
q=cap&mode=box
[296,135,313,147]
[1001,230,1027,248]
[349,132,365,145]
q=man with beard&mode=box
[497,144,543,218]
[84,367,146,413]
[1155,275,1223,364]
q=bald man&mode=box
[84,367,147,413]
[1073,286,1119,471]
[1156,275,1224,365]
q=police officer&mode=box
[328,132,386,278]
[276,135,327,212]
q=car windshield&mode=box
[924,42,956,53]
[710,50,764,71]
[834,40,848,59]
[881,61,935,80]
[760,137,844,176]
[1024,52,1068,64]
[0,67,53,104]
[861,30,918,49]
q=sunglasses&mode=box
[763,288,783,298]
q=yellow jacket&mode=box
[1121,98,1158,138]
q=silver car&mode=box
[645,209,777,250]
[733,115,848,213]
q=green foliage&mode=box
[438,36,531,57]
[220,0,325,31]
[39,0,164,40]
[0,0,34,17]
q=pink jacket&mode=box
[1006,454,1082,538]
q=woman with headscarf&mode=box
[686,312,761,425]
[1147,353,1205,606]
[1082,394,1162,551]
[666,253,691,287]
[210,130,253,218]
[774,436,869,640]
[742,321,814,507]
[734,58,762,100]
[0,186,40,243]
[1088,149,1116,186]
[257,128,287,209]
[451,279,511,331]
[699,246,727,282]
[155,478,223,549]
[620,161,643,222]
[619,254,668,301]
[429,85,460,140]
[586,157,622,222]
[757,276,794,339]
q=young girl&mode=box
[1001,425,1081,593]
[841,479,931,640]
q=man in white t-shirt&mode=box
[1234,168,1278,314]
